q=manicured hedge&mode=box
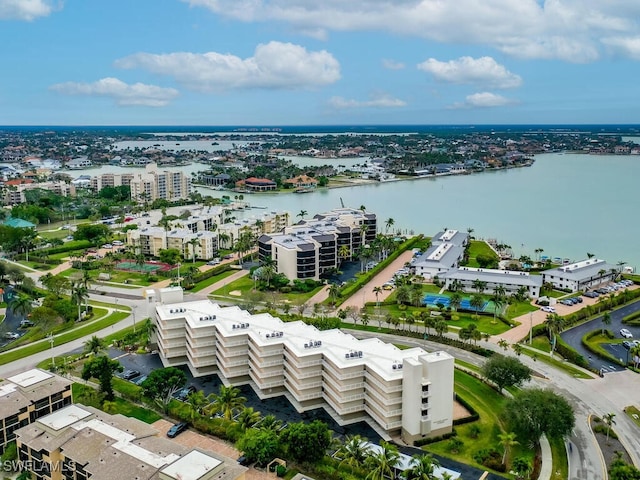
[622,310,640,325]
[336,236,423,307]
[41,240,94,255]
[452,393,480,426]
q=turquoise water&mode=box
[195,152,640,270]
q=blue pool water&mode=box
[423,294,489,312]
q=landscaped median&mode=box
[0,310,130,366]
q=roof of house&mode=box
[5,178,34,186]
[542,259,617,282]
[431,229,469,246]
[439,267,543,287]
[3,217,36,228]
[284,174,318,184]
[239,177,276,185]
[412,243,464,269]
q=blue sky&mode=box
[1,0,640,125]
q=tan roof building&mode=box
[0,369,72,455]
[15,404,247,480]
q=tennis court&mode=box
[116,261,173,273]
[423,294,490,312]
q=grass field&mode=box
[465,240,500,268]
[549,436,569,480]
[210,275,323,304]
[189,269,237,292]
[425,369,533,474]
[72,383,160,424]
[520,343,594,379]
[0,311,129,366]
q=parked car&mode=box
[102,244,113,249]
[223,254,234,260]
[541,306,556,313]
[622,341,633,350]
[4,332,19,340]
[620,328,633,339]
[237,456,250,466]
[207,258,221,265]
[167,422,188,438]
[133,375,148,386]
[19,320,35,328]
[174,385,197,401]
[122,370,141,380]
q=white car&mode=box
[541,306,556,313]
[620,328,633,339]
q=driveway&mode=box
[152,419,270,480]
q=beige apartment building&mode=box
[90,172,135,192]
[129,163,191,203]
[0,369,72,455]
[148,287,454,444]
[15,404,247,480]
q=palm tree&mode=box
[208,385,246,420]
[403,453,440,480]
[185,390,209,422]
[84,335,105,355]
[603,412,616,444]
[466,227,474,239]
[373,286,383,308]
[498,431,519,464]
[338,244,351,263]
[188,238,199,263]
[9,294,33,319]
[544,313,565,355]
[235,406,261,431]
[258,414,282,432]
[497,339,509,351]
[434,320,448,337]
[337,435,371,470]
[328,283,341,306]
[365,441,400,480]
[470,294,484,319]
[385,218,395,234]
[472,279,487,294]
[71,281,89,322]
[297,210,308,221]
[260,256,276,289]
[601,311,611,335]
[630,344,640,368]
[449,292,462,312]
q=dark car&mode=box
[122,370,141,380]
[237,455,250,466]
[167,422,188,438]
[174,385,197,401]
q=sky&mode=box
[1,0,640,126]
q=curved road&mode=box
[561,299,640,373]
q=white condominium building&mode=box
[218,211,291,249]
[129,163,191,203]
[149,287,454,444]
[542,258,619,292]
[90,172,135,191]
[439,266,543,298]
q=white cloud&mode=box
[0,0,57,20]
[450,92,515,109]
[181,0,640,62]
[50,78,179,107]
[329,93,406,109]
[602,36,640,60]
[382,59,405,70]
[418,56,522,89]
[115,41,340,92]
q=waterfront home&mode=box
[541,259,619,292]
[235,176,277,192]
[283,174,318,190]
[412,243,465,280]
[66,156,92,169]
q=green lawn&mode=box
[72,383,160,424]
[465,240,499,268]
[210,275,323,304]
[39,229,71,240]
[540,289,566,299]
[425,369,525,475]
[505,301,538,320]
[189,269,237,293]
[56,266,157,287]
[624,406,640,429]
[519,342,593,379]
[0,311,129,366]
[549,435,569,480]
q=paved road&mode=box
[560,298,640,373]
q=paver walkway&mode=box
[152,419,270,479]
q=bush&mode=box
[276,465,287,477]
[623,310,640,325]
[414,429,457,447]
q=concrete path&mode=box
[195,269,250,297]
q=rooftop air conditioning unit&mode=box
[392,364,398,370]
[398,364,403,369]
[212,315,216,320]
[232,325,237,329]
[317,341,322,346]
[200,317,204,321]
[170,309,174,313]
[266,334,271,338]
[345,353,350,359]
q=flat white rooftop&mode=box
[161,450,222,480]
[38,404,92,431]
[8,369,53,387]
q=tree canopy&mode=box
[280,420,332,463]
[504,388,575,445]
[140,367,187,412]
[81,355,122,400]
[236,428,280,466]
[481,355,531,392]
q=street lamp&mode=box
[132,305,138,333]
[47,334,55,369]
[529,312,533,345]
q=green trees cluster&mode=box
[81,355,123,400]
[481,355,531,393]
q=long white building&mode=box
[541,259,619,292]
[148,287,454,444]
[129,163,191,203]
[439,267,543,298]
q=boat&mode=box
[294,187,314,194]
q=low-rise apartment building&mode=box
[542,259,619,292]
[2,180,75,205]
[439,267,543,298]
[15,404,247,480]
[149,287,453,444]
[90,173,134,192]
[0,369,72,455]
[218,211,291,249]
[258,208,376,281]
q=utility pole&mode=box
[132,305,137,334]
[47,334,55,369]
[529,312,533,345]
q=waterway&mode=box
[70,151,640,269]
[198,152,640,270]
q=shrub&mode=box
[276,465,287,477]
